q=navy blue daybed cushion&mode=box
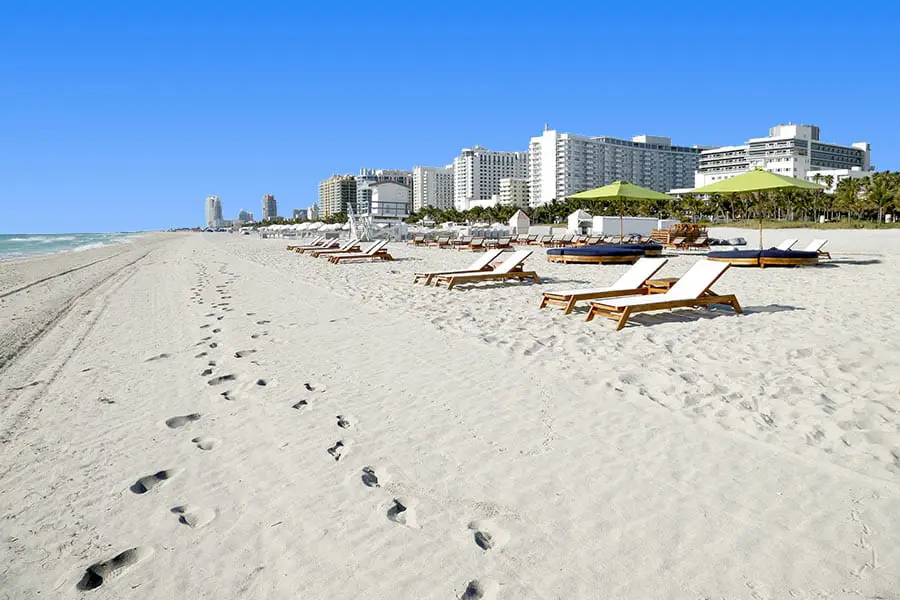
[548,245,645,257]
[708,250,761,259]
[759,249,819,259]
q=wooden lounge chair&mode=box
[539,257,669,314]
[458,237,485,251]
[295,238,340,254]
[525,234,539,245]
[436,236,454,249]
[427,235,450,248]
[451,235,471,248]
[328,240,392,263]
[413,249,505,284]
[432,250,540,290]
[666,236,685,249]
[800,239,830,259]
[287,235,324,251]
[495,237,512,249]
[407,234,426,246]
[308,238,360,257]
[774,239,798,251]
[586,260,741,330]
[579,235,601,246]
[514,233,529,243]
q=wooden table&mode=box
[646,277,679,294]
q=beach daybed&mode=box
[539,257,669,314]
[327,240,392,263]
[432,250,539,290]
[586,260,742,330]
[707,248,819,268]
[547,243,663,264]
[413,249,504,285]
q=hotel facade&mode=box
[412,165,454,211]
[694,123,871,188]
[528,128,701,207]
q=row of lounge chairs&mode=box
[773,238,830,258]
[285,237,394,263]
[412,249,741,329]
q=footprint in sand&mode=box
[201,368,213,376]
[191,436,219,450]
[207,360,216,366]
[205,313,215,317]
[304,382,325,393]
[256,320,270,325]
[194,352,208,358]
[212,328,221,334]
[130,469,183,494]
[77,546,154,591]
[256,379,267,387]
[336,415,351,429]
[292,399,308,409]
[468,520,510,551]
[207,374,235,386]
[216,315,224,321]
[327,441,345,461]
[171,505,216,529]
[209,342,218,349]
[220,391,234,401]
[362,466,390,488]
[387,497,418,528]
[234,350,256,359]
[165,414,201,429]
[144,353,171,362]
[200,324,210,329]
[460,579,499,600]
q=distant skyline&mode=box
[2,2,899,233]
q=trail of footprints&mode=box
[87,263,506,597]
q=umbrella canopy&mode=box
[568,181,670,237]
[690,168,825,248]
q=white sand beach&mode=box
[1,229,899,599]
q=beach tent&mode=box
[691,168,824,248]
[567,209,593,235]
[508,209,530,235]
[569,181,671,238]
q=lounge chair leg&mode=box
[729,296,743,314]
[615,308,632,331]
[446,279,456,290]
[564,297,576,315]
[532,273,541,284]
[539,297,548,309]
[585,306,596,322]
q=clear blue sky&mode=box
[2,1,898,233]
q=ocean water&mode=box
[0,233,142,261]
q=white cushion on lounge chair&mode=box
[774,239,798,250]
[545,257,668,297]
[599,260,729,307]
[801,239,828,252]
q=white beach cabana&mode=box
[508,209,530,235]
[567,209,593,235]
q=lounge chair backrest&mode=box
[497,237,510,245]
[612,257,669,290]
[563,234,574,242]
[551,234,563,241]
[322,239,340,249]
[587,236,600,244]
[339,238,359,250]
[775,238,798,250]
[803,239,828,252]
[665,260,730,301]
[526,234,538,241]
[364,239,389,255]
[465,249,504,271]
[493,250,533,274]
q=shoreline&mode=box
[0,231,151,263]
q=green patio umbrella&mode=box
[691,168,825,249]
[568,181,671,239]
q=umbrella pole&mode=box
[619,197,623,240]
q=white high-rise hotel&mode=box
[453,146,527,211]
[412,166,454,211]
[528,128,701,207]
[694,123,871,188]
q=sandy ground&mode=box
[1,229,898,599]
